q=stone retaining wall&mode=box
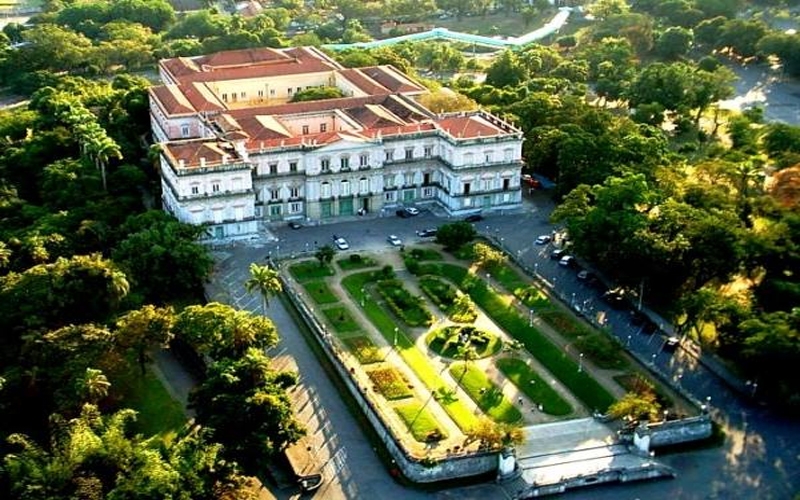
[647,415,713,448]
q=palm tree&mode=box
[245,263,282,314]
[82,368,111,403]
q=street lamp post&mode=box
[746,380,758,398]
[651,353,657,365]
[529,309,534,327]
[361,287,366,307]
[393,327,399,347]
[571,292,576,307]
[578,353,584,373]
[626,335,632,347]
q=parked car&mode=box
[522,174,542,189]
[641,319,659,335]
[550,249,566,260]
[559,255,576,268]
[332,235,349,250]
[387,235,402,246]
[416,228,438,238]
[535,234,551,245]
[288,221,303,230]
[577,270,596,283]
[464,213,484,222]
[396,207,418,218]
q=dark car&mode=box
[629,309,646,326]
[550,249,566,260]
[663,336,680,352]
[464,213,484,222]
[396,209,412,218]
[416,228,438,238]
[641,320,659,335]
[602,288,630,309]
[288,221,302,230]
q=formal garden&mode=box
[284,239,691,457]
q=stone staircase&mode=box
[501,419,676,498]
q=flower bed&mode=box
[376,278,432,327]
[367,367,414,400]
[343,336,383,364]
[419,276,477,323]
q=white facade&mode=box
[149,47,523,241]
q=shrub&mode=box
[574,333,627,370]
[343,336,383,364]
[376,279,432,327]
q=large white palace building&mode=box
[149,46,524,240]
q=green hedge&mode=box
[337,254,378,271]
[449,362,522,423]
[422,263,616,413]
[495,358,572,416]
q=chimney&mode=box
[199,157,206,168]
[222,154,229,164]
[178,159,184,169]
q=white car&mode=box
[387,235,402,246]
[535,234,551,245]
[333,237,349,250]
[404,207,420,216]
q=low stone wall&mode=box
[520,462,676,498]
[280,272,499,483]
[647,415,713,448]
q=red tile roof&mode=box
[164,141,243,170]
[149,85,194,115]
[361,66,427,94]
[435,114,507,139]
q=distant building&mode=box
[149,46,523,241]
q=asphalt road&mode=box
[252,191,799,499]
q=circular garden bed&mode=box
[426,325,502,360]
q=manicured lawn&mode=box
[421,262,616,412]
[112,358,186,438]
[419,276,478,322]
[289,260,334,282]
[302,279,338,304]
[495,358,572,416]
[342,271,478,432]
[367,367,414,400]
[449,362,522,424]
[322,306,360,333]
[537,308,592,339]
[395,400,447,443]
[574,332,628,370]
[337,254,378,271]
[406,248,442,262]
[343,336,384,364]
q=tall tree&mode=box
[245,263,283,314]
[175,303,279,360]
[115,304,176,376]
[189,348,305,473]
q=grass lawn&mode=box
[406,247,443,262]
[422,262,616,412]
[337,254,379,271]
[376,279,432,327]
[367,367,414,400]
[322,306,360,333]
[342,271,478,432]
[394,400,447,443]
[289,260,334,282]
[343,336,384,364]
[495,358,572,416]
[111,357,186,438]
[302,279,338,304]
[449,362,522,424]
